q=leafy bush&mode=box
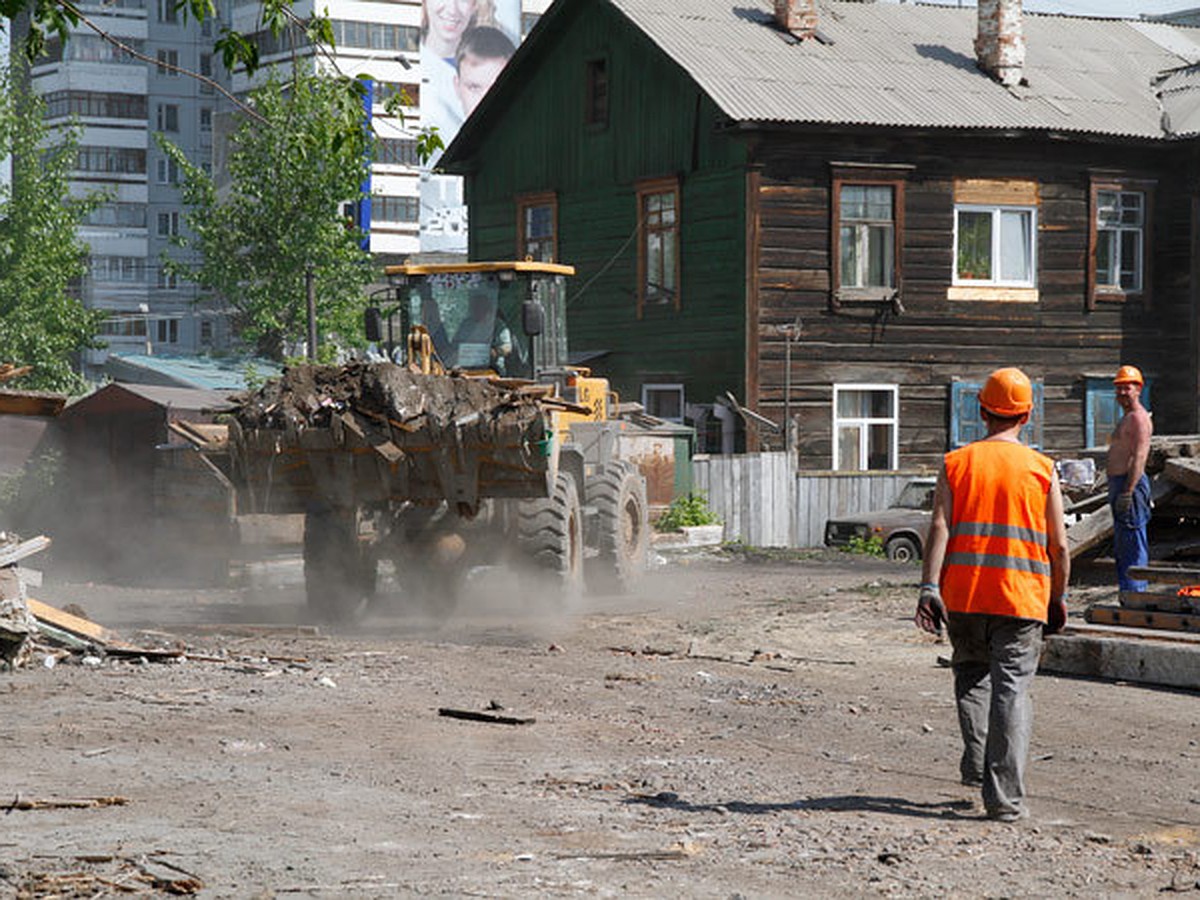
[655,492,721,532]
[842,534,885,557]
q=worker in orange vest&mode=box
[915,367,1070,823]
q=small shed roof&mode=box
[444,0,1200,167]
[104,353,282,391]
[60,383,234,420]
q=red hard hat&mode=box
[1113,365,1144,386]
[979,367,1033,417]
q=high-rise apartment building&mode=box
[19,0,548,376]
[21,0,233,373]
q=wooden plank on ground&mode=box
[26,597,123,647]
[1041,630,1200,690]
[1060,621,1200,645]
[1127,563,1200,585]
[1085,603,1200,633]
[1119,590,1194,612]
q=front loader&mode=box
[225,262,649,620]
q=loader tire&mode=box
[517,470,583,602]
[303,505,375,623]
[585,461,649,595]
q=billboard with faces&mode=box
[420,0,520,253]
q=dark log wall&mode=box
[749,131,1196,470]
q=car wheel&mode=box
[886,535,919,564]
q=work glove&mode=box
[1113,492,1133,519]
[1045,594,1068,636]
[915,583,947,636]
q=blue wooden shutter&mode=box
[951,379,1044,450]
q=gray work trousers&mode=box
[946,612,1043,819]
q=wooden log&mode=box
[1085,603,1200,633]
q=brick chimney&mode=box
[975,0,1025,87]
[775,0,817,40]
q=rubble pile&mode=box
[1065,434,1200,561]
[231,363,546,432]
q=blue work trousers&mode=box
[1108,473,1150,592]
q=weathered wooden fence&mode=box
[693,453,923,548]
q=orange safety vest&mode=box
[939,439,1054,622]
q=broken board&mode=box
[1085,603,1200,634]
[1119,591,1195,613]
[26,598,126,648]
[1127,563,1200,586]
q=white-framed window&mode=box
[953,205,1036,286]
[833,384,899,471]
[199,107,212,132]
[838,184,895,290]
[157,269,178,290]
[1095,190,1144,293]
[642,383,684,423]
[156,156,181,184]
[156,318,179,342]
[156,211,179,237]
[156,49,179,75]
[155,103,178,132]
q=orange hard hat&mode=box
[1113,365,1144,386]
[979,367,1033,417]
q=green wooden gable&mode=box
[443,0,751,415]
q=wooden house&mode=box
[442,0,1200,469]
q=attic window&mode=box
[585,58,608,127]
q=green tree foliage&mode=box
[160,70,377,360]
[0,66,103,392]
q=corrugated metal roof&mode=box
[104,353,283,391]
[608,0,1200,139]
[1158,63,1200,136]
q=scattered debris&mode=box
[552,841,700,862]
[5,795,128,812]
[438,707,536,726]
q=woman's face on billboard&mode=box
[425,0,475,54]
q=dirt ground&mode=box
[3,549,1199,898]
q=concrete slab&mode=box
[1041,626,1200,691]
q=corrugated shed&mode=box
[608,0,1200,138]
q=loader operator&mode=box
[915,366,1069,823]
[1107,365,1152,593]
[451,288,514,373]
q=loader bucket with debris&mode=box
[227,363,557,517]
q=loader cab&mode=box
[378,262,573,378]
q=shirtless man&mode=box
[1107,365,1152,592]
